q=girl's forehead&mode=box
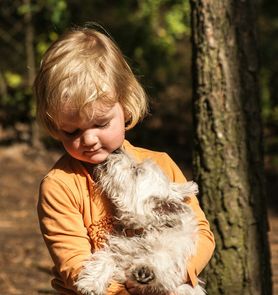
[57,101,116,127]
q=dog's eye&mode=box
[130,163,145,176]
[135,167,145,175]
[131,164,137,170]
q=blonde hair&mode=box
[33,27,148,138]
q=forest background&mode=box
[1,0,277,180]
[0,0,277,294]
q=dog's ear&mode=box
[169,181,199,201]
[151,197,185,215]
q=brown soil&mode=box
[0,144,60,294]
[0,144,277,294]
[269,211,278,294]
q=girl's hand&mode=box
[125,280,176,295]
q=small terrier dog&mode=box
[75,149,205,295]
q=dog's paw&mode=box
[132,266,155,284]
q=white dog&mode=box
[75,149,205,295]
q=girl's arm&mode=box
[38,176,92,294]
[38,175,132,295]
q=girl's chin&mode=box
[83,152,109,164]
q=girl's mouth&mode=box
[83,148,101,155]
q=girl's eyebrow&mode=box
[95,113,113,120]
[93,108,115,120]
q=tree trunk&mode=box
[190,0,272,294]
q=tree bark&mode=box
[190,0,272,294]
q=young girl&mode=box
[34,27,215,295]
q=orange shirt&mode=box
[37,140,215,294]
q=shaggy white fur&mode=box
[75,149,205,295]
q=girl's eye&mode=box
[95,121,111,129]
[63,129,80,137]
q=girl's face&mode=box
[56,102,126,165]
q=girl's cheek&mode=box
[63,138,79,150]
[71,140,81,150]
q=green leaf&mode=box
[4,71,23,88]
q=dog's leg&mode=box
[75,250,116,295]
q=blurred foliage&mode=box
[0,0,277,171]
[1,1,66,117]
[258,0,278,169]
[0,0,192,167]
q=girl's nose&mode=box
[81,129,98,147]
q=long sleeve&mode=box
[185,196,215,286]
[38,175,92,293]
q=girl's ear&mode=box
[124,111,132,129]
